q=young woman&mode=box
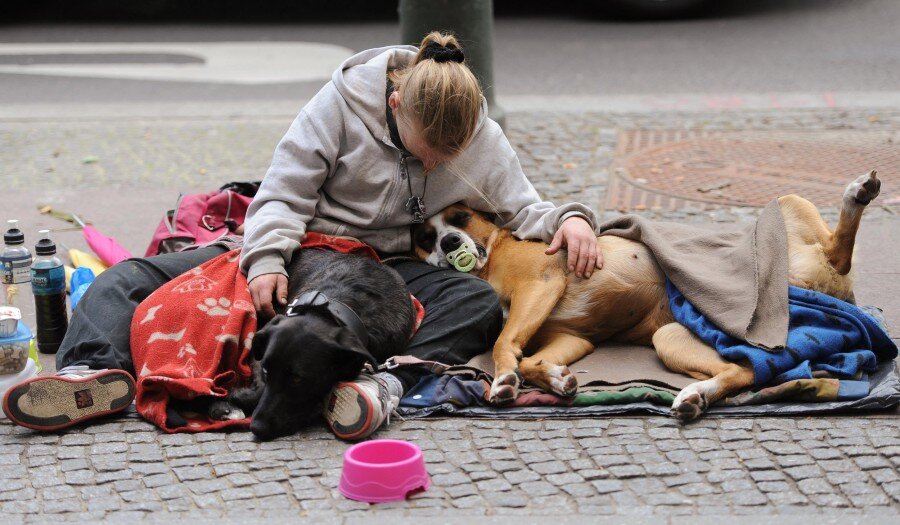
[3,32,601,440]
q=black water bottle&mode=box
[31,230,68,354]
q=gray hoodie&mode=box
[240,45,597,282]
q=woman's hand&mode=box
[249,273,289,318]
[545,217,603,278]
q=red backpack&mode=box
[145,182,259,257]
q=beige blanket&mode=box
[596,199,789,350]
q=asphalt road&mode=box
[0,0,898,108]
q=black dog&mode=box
[208,248,415,440]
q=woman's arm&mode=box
[241,109,338,313]
[461,121,602,276]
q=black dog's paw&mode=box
[229,385,263,412]
[209,400,246,421]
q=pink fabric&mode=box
[145,190,254,257]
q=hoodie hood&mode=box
[332,44,489,148]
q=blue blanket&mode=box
[667,280,898,395]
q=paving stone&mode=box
[731,490,768,506]
[504,469,541,484]
[63,469,95,485]
[757,481,791,493]
[721,479,755,492]
[560,482,596,498]
[820,459,857,472]
[253,482,287,497]
[593,454,630,467]
[530,461,569,475]
[483,492,528,508]
[784,465,824,480]
[520,451,555,463]
[826,471,869,484]
[476,478,512,492]
[174,466,214,482]
[853,455,892,470]
[644,462,682,476]
[664,472,703,487]
[40,498,82,514]
[764,490,808,505]
[578,468,611,480]
[608,464,646,478]
[186,478,229,495]
[519,480,559,496]
[744,458,777,472]
[775,454,814,467]
[846,492,890,506]
[869,467,899,484]
[798,477,837,495]
[809,448,844,460]
[591,479,624,494]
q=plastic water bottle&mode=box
[31,230,68,354]
[1,220,33,306]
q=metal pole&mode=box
[398,0,506,129]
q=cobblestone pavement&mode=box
[1,107,899,521]
[1,415,899,521]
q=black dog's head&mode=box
[248,311,367,440]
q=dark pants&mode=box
[57,247,502,391]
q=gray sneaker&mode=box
[323,373,398,441]
[2,365,135,432]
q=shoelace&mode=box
[372,375,403,427]
[56,365,106,378]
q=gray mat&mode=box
[397,360,900,419]
[467,343,695,394]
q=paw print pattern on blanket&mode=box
[197,297,231,316]
[173,275,217,293]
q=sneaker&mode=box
[323,373,398,441]
[2,365,135,432]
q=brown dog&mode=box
[411,171,882,420]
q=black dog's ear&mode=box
[250,327,271,361]
[332,328,370,378]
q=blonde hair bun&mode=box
[391,31,483,156]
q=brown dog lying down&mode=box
[410,171,882,420]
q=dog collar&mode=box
[285,290,374,365]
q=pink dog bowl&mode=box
[339,439,430,503]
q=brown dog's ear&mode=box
[477,210,499,224]
[447,210,472,228]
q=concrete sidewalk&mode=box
[1,106,898,521]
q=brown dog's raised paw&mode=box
[847,170,881,206]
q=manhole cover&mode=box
[607,130,900,211]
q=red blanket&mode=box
[130,233,423,432]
